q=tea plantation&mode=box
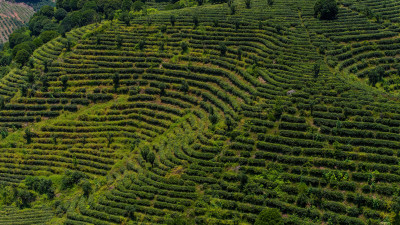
[1,0,400,224]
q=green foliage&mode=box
[113,72,120,91]
[170,15,176,26]
[368,66,385,87]
[132,0,144,11]
[119,11,131,26]
[121,0,133,11]
[141,145,150,160]
[313,62,320,78]
[219,42,227,56]
[15,49,30,66]
[81,179,92,197]
[61,170,87,190]
[147,151,155,165]
[15,188,36,209]
[245,0,251,8]
[24,128,33,144]
[255,208,284,225]
[314,0,338,20]
[181,41,189,53]
[61,75,68,92]
[25,176,55,199]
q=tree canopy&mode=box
[314,0,338,20]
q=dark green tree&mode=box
[132,0,144,11]
[219,43,227,56]
[141,145,150,160]
[113,72,120,91]
[170,15,176,26]
[255,208,283,225]
[116,35,123,48]
[61,76,68,92]
[147,151,155,165]
[122,0,133,11]
[55,8,67,21]
[106,132,114,147]
[41,75,49,92]
[120,11,131,26]
[368,66,385,87]
[0,96,4,110]
[15,189,36,209]
[180,80,189,93]
[239,172,248,190]
[313,62,320,78]
[15,49,30,66]
[245,0,251,8]
[81,180,92,197]
[314,0,338,20]
[267,0,273,6]
[181,41,189,53]
[138,39,145,50]
[192,15,199,27]
[24,129,33,144]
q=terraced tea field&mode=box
[2,0,400,224]
[0,0,34,44]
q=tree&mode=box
[55,8,67,21]
[15,189,36,209]
[368,66,384,87]
[122,0,133,11]
[180,80,189,93]
[170,15,176,26]
[21,85,27,97]
[106,132,114,147]
[196,0,204,6]
[137,39,145,50]
[24,129,33,144]
[39,5,54,18]
[0,96,4,110]
[41,75,49,92]
[239,172,248,190]
[116,35,123,48]
[119,11,131,26]
[267,0,273,6]
[255,208,283,225]
[245,0,251,8]
[314,0,338,20]
[113,72,120,91]
[81,180,92,197]
[15,49,30,66]
[132,0,144,11]
[192,15,199,27]
[230,4,236,15]
[147,151,155,165]
[130,138,140,151]
[219,43,227,56]
[313,62,320,78]
[181,41,189,53]
[61,76,68,92]
[126,206,136,220]
[141,145,150,160]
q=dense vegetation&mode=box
[2,0,400,224]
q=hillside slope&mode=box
[2,0,400,224]
[0,0,34,45]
